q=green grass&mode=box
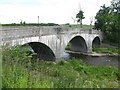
[93,47,120,54]
[2,45,120,88]
[65,43,120,54]
[2,23,59,26]
[65,43,70,50]
[63,24,94,29]
[2,23,93,29]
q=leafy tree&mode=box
[94,0,120,44]
[23,21,26,25]
[95,4,110,31]
[76,10,85,28]
[20,21,22,25]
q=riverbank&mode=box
[101,43,119,49]
[65,42,120,56]
[2,46,120,88]
[65,50,120,57]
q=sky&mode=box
[0,0,112,25]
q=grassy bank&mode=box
[65,43,120,55]
[2,45,120,88]
[93,47,120,55]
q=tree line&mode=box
[2,23,59,26]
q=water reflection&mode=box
[64,52,70,60]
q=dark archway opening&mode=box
[92,37,101,48]
[29,42,55,61]
[66,36,87,52]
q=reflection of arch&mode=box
[67,36,87,52]
[29,42,55,61]
[92,36,101,47]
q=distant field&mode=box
[1,23,59,26]
[1,23,94,29]
[63,24,94,29]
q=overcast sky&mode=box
[0,0,112,25]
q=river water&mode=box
[64,52,119,68]
[19,46,119,68]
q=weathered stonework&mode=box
[1,26,103,60]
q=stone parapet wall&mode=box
[1,26,101,42]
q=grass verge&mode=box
[93,47,120,54]
[2,45,120,88]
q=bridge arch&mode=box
[92,36,101,48]
[28,42,55,61]
[66,35,88,52]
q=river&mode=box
[64,52,119,68]
[18,45,119,68]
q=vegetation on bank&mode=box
[65,43,70,50]
[93,47,120,55]
[2,45,120,88]
[65,43,120,55]
[102,40,120,47]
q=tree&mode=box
[95,4,110,31]
[20,20,23,25]
[23,21,26,25]
[76,10,85,28]
[94,0,120,43]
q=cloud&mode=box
[0,0,41,5]
[0,0,112,24]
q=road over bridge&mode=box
[1,26,103,60]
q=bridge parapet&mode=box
[1,26,101,42]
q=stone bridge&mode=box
[1,26,103,60]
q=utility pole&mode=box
[38,16,39,25]
[90,17,93,29]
